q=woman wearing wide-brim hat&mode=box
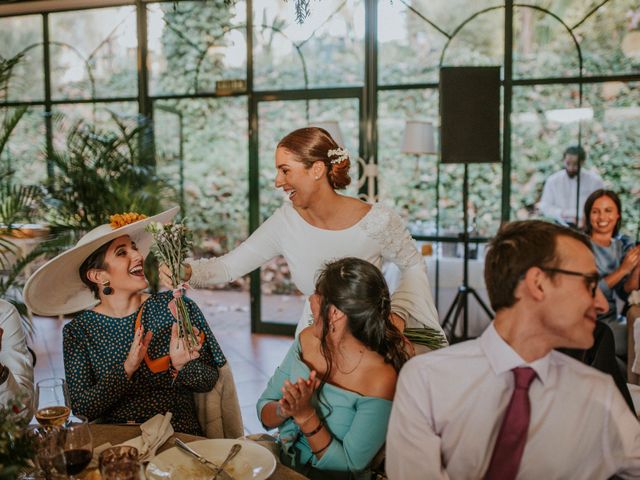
[24,207,227,435]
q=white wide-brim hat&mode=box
[24,206,179,317]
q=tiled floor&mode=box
[30,289,303,435]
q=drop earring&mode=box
[102,280,113,295]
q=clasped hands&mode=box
[123,323,201,379]
[622,245,640,277]
[278,370,321,424]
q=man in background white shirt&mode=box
[386,220,640,480]
[0,299,34,416]
[538,145,603,227]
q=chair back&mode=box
[194,362,244,438]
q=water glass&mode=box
[99,445,141,480]
[24,425,66,478]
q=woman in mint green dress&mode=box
[257,257,411,479]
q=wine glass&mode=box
[24,425,67,479]
[99,446,141,480]
[62,415,93,479]
[34,378,70,427]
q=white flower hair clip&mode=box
[327,147,349,165]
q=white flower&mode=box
[327,147,349,165]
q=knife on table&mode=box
[174,438,234,480]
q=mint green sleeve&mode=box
[256,340,300,424]
[312,397,392,473]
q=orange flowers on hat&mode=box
[109,212,148,229]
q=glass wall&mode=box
[252,0,365,90]
[49,7,137,100]
[1,0,638,333]
[256,97,360,328]
[378,0,638,240]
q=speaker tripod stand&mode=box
[440,163,493,343]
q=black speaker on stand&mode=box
[438,66,500,343]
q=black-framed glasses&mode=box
[539,267,601,298]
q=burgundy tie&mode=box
[484,367,537,480]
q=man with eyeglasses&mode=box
[387,220,640,480]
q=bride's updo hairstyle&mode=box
[277,127,351,190]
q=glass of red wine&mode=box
[61,415,93,479]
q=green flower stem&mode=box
[175,296,198,351]
[403,327,448,350]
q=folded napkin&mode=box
[122,412,174,462]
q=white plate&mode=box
[145,439,276,480]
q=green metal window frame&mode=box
[1,0,638,334]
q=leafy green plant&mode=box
[0,397,35,480]
[45,113,174,232]
[0,181,55,327]
[44,113,178,292]
[0,53,56,327]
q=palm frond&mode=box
[0,53,23,101]
[45,114,176,232]
[0,184,43,227]
[0,106,28,157]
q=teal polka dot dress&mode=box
[63,291,226,435]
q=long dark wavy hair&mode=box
[314,257,410,382]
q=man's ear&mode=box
[522,267,546,301]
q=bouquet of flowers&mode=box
[403,327,448,351]
[146,219,199,351]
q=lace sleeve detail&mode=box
[358,204,422,268]
[186,257,231,288]
[185,207,285,288]
[359,204,445,339]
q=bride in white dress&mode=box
[162,127,445,341]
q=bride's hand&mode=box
[159,263,192,289]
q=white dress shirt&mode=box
[0,299,34,415]
[538,168,603,224]
[386,324,640,480]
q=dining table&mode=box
[83,424,309,479]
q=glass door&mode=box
[251,94,363,334]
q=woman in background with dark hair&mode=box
[584,189,640,354]
[257,257,411,479]
[164,127,444,342]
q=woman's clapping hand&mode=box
[279,370,320,423]
[124,326,153,379]
[170,323,201,371]
[622,245,640,275]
